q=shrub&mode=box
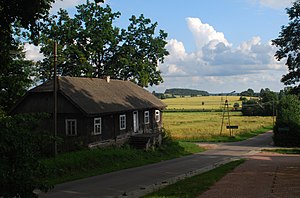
[241,90,277,116]
[233,102,240,110]
[273,95,300,147]
[239,96,247,101]
[0,114,52,197]
[242,99,264,116]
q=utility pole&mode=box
[272,100,275,127]
[220,99,232,136]
[53,41,58,156]
[220,91,236,136]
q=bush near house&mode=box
[0,114,52,197]
[273,95,300,147]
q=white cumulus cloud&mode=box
[186,17,230,50]
[165,39,187,62]
[167,64,186,76]
[24,43,44,62]
[153,17,286,93]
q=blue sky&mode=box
[25,0,294,93]
[109,0,288,49]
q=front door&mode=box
[133,111,139,133]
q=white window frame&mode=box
[144,111,150,124]
[65,119,77,136]
[93,117,102,135]
[155,110,160,122]
[120,114,126,130]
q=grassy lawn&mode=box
[143,159,246,198]
[163,111,273,141]
[262,148,300,154]
[41,140,205,185]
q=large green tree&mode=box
[0,0,53,66]
[0,43,36,112]
[117,15,169,87]
[259,88,278,116]
[38,1,169,87]
[272,0,300,92]
[0,0,54,112]
[241,88,278,116]
[37,9,92,80]
[273,94,300,146]
[240,88,255,97]
[37,2,121,80]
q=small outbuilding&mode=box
[10,76,166,152]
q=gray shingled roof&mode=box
[30,76,166,115]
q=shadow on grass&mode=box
[40,137,205,185]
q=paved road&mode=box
[40,131,273,198]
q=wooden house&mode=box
[10,76,166,152]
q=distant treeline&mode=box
[152,87,278,100]
[164,88,209,96]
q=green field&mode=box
[163,96,244,110]
[162,96,273,141]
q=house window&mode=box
[144,111,150,124]
[155,110,160,122]
[65,119,77,136]
[120,114,126,130]
[94,117,101,135]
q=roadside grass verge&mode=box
[262,148,300,154]
[212,125,273,143]
[41,140,205,185]
[143,159,246,198]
